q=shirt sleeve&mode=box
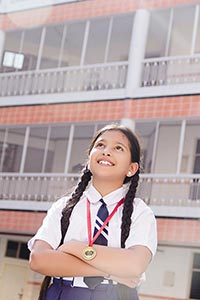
[28,197,68,251]
[125,198,157,256]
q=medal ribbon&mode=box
[87,198,124,247]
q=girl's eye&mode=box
[95,142,104,148]
[115,145,123,151]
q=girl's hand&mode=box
[109,275,141,288]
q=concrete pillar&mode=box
[125,9,150,97]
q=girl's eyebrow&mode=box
[96,138,128,150]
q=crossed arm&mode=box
[29,239,152,288]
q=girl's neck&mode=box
[92,179,123,197]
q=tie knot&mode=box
[100,199,106,206]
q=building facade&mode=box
[0,0,200,299]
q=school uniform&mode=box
[28,183,157,300]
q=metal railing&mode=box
[142,54,200,87]
[0,62,128,97]
[0,173,200,206]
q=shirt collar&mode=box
[85,183,129,206]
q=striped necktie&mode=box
[83,199,109,288]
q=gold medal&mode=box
[82,246,96,261]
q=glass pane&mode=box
[2,127,25,172]
[193,253,200,269]
[196,139,200,154]
[97,122,112,131]
[195,7,200,53]
[19,243,30,260]
[84,18,109,64]
[154,121,181,173]
[24,127,48,172]
[6,240,18,258]
[190,271,200,299]
[61,21,85,67]
[21,27,42,70]
[193,156,200,174]
[168,5,195,56]
[0,129,6,169]
[107,14,134,62]
[45,125,70,173]
[135,122,157,173]
[145,9,170,58]
[40,25,64,69]
[1,30,22,72]
[182,120,200,173]
[69,125,95,173]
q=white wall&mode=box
[139,244,198,299]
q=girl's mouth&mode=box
[98,160,114,166]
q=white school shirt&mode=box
[28,183,157,283]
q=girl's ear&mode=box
[127,162,139,177]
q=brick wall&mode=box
[0,97,200,125]
[0,210,200,244]
[0,0,196,30]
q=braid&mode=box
[117,171,140,300]
[38,167,92,300]
[121,170,140,248]
[61,167,92,237]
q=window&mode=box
[5,240,29,260]
[45,125,70,173]
[168,5,195,56]
[1,128,25,172]
[2,51,24,69]
[69,125,95,173]
[154,121,181,173]
[84,18,110,65]
[182,120,200,174]
[145,9,170,58]
[135,122,157,173]
[190,253,200,299]
[107,14,134,62]
[194,139,200,174]
[61,21,86,67]
[21,27,42,70]
[40,25,64,69]
[1,30,22,72]
[24,127,48,173]
[195,9,200,53]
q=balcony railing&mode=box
[142,54,200,87]
[0,173,200,207]
[0,62,128,97]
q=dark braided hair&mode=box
[61,167,92,238]
[38,123,141,300]
[38,167,92,300]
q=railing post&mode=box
[125,9,150,97]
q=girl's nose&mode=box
[103,147,111,156]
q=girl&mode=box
[28,123,157,300]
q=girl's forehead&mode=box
[96,130,129,144]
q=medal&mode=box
[82,198,124,261]
[82,246,97,260]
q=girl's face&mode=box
[88,130,138,185]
